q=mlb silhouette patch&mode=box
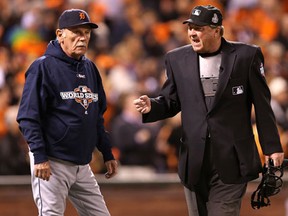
[232,85,244,95]
[192,9,201,16]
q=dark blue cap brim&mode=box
[60,22,98,29]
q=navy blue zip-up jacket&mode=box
[17,40,114,165]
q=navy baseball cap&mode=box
[58,9,98,29]
[183,5,222,26]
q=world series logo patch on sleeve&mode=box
[260,62,265,77]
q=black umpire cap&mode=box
[183,5,223,26]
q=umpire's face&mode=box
[57,25,91,60]
[187,23,221,54]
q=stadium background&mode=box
[0,0,288,215]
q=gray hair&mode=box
[210,25,224,36]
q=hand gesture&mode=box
[133,95,151,114]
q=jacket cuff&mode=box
[33,153,48,164]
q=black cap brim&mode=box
[183,19,208,26]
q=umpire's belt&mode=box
[201,77,218,97]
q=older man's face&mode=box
[58,25,91,60]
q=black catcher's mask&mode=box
[251,159,288,209]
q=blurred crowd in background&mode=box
[0,0,288,175]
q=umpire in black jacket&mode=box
[134,5,284,216]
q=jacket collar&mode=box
[209,37,236,113]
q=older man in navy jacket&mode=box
[17,9,117,216]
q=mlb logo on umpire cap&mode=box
[58,9,98,29]
[193,9,201,16]
[183,5,222,26]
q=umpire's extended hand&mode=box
[133,95,151,114]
